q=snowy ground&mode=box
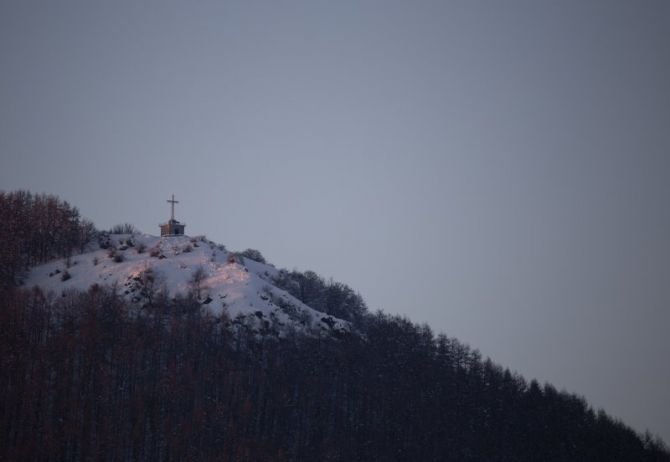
[25,233,348,335]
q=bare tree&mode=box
[190,265,208,300]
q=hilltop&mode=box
[24,232,349,336]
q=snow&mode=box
[24,233,349,335]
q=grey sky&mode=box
[1,0,669,442]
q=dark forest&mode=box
[1,191,668,461]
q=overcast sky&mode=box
[1,0,669,443]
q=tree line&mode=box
[1,285,667,461]
[0,190,96,292]
[273,268,368,327]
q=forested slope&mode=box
[2,286,668,461]
[1,190,668,461]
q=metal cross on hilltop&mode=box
[160,194,186,236]
[167,194,179,221]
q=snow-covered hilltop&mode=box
[24,233,349,335]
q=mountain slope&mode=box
[4,191,669,461]
[24,232,348,335]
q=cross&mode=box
[167,194,179,221]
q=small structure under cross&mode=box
[160,194,186,237]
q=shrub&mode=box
[113,253,124,263]
[240,248,266,264]
[61,270,71,281]
[137,243,146,254]
[109,223,138,234]
[98,232,111,249]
